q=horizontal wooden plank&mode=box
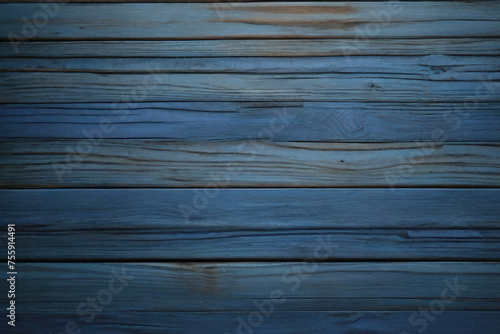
[2,189,500,260]
[10,262,500,332]
[3,39,500,58]
[11,311,500,334]
[4,200,500,260]
[13,262,500,313]
[1,2,499,40]
[1,101,499,142]
[2,56,499,78]
[2,71,500,103]
[3,189,498,229]
[10,228,500,261]
[1,141,499,188]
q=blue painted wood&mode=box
[2,189,499,260]
[2,56,499,77]
[1,140,499,188]
[2,71,499,103]
[2,39,499,57]
[11,311,500,334]
[14,262,500,308]
[1,1,499,332]
[4,189,498,229]
[5,262,498,334]
[1,3,499,39]
[1,102,498,141]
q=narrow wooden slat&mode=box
[2,56,499,78]
[2,71,500,103]
[1,2,499,40]
[2,189,499,260]
[14,262,500,312]
[2,39,499,58]
[3,189,498,229]
[1,102,499,142]
[1,140,498,188]
[11,228,500,261]
[13,311,500,334]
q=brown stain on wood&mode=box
[214,5,360,30]
[176,263,221,295]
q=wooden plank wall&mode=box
[0,1,499,333]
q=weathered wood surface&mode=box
[2,71,499,103]
[1,3,500,39]
[1,102,499,141]
[1,140,498,188]
[3,39,500,58]
[1,1,499,332]
[2,56,499,78]
[5,261,500,332]
[3,189,498,229]
[10,311,500,334]
[2,189,499,260]
[9,228,500,261]
[15,262,500,310]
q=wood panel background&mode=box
[0,1,499,333]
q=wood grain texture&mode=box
[10,262,500,312]
[12,260,499,334]
[10,311,500,334]
[2,56,499,77]
[1,140,499,188]
[1,2,500,40]
[3,39,499,58]
[3,189,498,229]
[10,228,500,261]
[1,1,499,332]
[2,189,499,260]
[2,71,500,103]
[1,101,499,142]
